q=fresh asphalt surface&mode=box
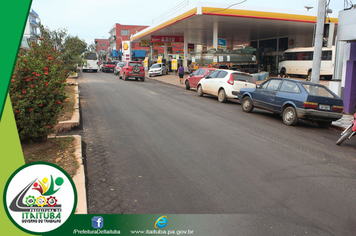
[77,71,356,235]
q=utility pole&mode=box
[311,0,327,83]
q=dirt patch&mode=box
[22,137,79,177]
[58,84,76,122]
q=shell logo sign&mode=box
[123,43,129,50]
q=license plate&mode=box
[319,104,330,110]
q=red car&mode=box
[185,68,216,90]
[119,61,145,82]
[103,61,116,73]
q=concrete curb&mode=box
[54,84,80,132]
[50,135,87,214]
[71,134,87,214]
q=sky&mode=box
[30,0,346,46]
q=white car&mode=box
[148,63,169,77]
[197,69,257,103]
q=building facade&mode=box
[95,39,109,60]
[21,9,40,49]
[108,23,185,61]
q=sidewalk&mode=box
[147,72,352,130]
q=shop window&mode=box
[121,30,130,36]
[278,37,288,51]
[259,39,277,52]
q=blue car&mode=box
[235,78,344,127]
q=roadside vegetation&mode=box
[10,23,87,175]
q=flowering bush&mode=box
[10,37,67,141]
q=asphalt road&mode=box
[78,71,356,235]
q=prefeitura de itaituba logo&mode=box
[4,162,77,234]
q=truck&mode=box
[102,61,116,73]
[190,46,260,73]
[82,60,98,72]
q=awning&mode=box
[132,50,146,58]
[111,50,118,57]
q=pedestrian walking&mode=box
[178,65,184,84]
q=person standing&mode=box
[178,65,184,84]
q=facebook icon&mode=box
[92,216,104,229]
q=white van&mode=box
[83,60,98,72]
[278,46,335,80]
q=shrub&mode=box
[10,37,67,141]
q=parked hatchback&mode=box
[148,63,169,77]
[237,78,344,127]
[119,61,145,81]
[197,69,256,103]
[185,68,216,90]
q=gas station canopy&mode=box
[132,3,338,47]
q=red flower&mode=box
[26,79,30,82]
[48,57,53,60]
[46,125,51,128]
[30,77,33,80]
[11,79,15,82]
[56,100,62,104]
[22,90,26,94]
[15,110,19,114]
[19,95,22,98]
[44,72,48,76]
[39,37,43,40]
[44,67,48,71]
[36,74,40,77]
[40,104,43,107]
[32,72,36,75]
[45,82,48,86]
[29,108,33,112]
[31,84,35,88]
[57,81,60,84]
[24,76,28,79]
[64,71,66,73]
[24,59,27,63]
[12,75,16,78]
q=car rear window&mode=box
[280,81,301,93]
[106,62,116,64]
[232,74,255,84]
[302,84,336,98]
[217,71,228,78]
[208,70,220,78]
[151,64,161,68]
[129,62,142,67]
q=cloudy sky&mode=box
[31,0,346,46]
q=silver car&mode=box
[148,63,169,77]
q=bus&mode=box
[278,46,335,80]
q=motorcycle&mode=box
[336,113,356,145]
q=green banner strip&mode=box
[0,94,33,236]
[0,0,32,121]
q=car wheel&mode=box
[124,74,127,81]
[242,96,254,113]
[283,106,298,126]
[197,85,203,97]
[317,120,332,128]
[185,80,190,90]
[218,89,227,103]
[336,127,353,145]
[141,77,145,82]
[149,75,151,77]
[135,78,138,81]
